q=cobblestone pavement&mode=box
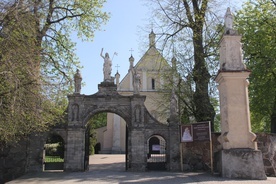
[7,154,276,184]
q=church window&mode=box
[151,78,155,90]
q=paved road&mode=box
[7,154,276,184]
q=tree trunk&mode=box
[192,28,216,131]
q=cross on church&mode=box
[115,64,120,72]
[129,48,134,55]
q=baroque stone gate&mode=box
[64,81,180,171]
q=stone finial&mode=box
[149,30,156,48]
[74,69,82,93]
[115,71,120,85]
[129,55,134,70]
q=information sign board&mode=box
[192,121,211,141]
[180,121,211,142]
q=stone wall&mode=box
[0,139,28,183]
[257,133,276,176]
[1,132,275,183]
[182,133,276,176]
[0,129,66,183]
[182,133,221,171]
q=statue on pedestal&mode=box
[131,67,141,94]
[224,7,238,35]
[224,7,233,30]
[74,69,82,93]
[100,48,112,82]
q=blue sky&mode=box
[72,0,150,95]
[73,0,244,95]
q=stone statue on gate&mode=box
[100,48,112,82]
[74,69,82,93]
[131,67,141,94]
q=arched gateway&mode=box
[64,81,180,171]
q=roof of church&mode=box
[134,45,169,71]
[119,31,170,87]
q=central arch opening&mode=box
[85,112,128,171]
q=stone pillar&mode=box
[112,114,121,153]
[168,118,181,171]
[128,95,147,171]
[216,72,256,149]
[128,129,146,171]
[166,56,181,171]
[65,95,86,171]
[64,127,85,171]
[214,8,266,180]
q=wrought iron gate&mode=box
[84,125,90,171]
[146,135,166,170]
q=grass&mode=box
[45,156,64,163]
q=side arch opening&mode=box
[146,135,167,171]
[43,133,64,171]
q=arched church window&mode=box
[151,78,155,90]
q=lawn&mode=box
[45,156,64,163]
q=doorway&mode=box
[146,135,167,171]
[86,112,128,171]
[43,133,64,171]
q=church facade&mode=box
[95,31,172,154]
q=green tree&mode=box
[0,0,109,145]
[148,0,222,131]
[235,0,276,132]
[87,113,107,155]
